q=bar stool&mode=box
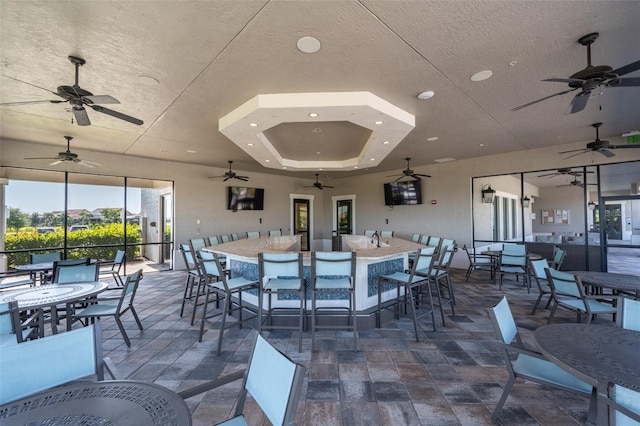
[377,247,441,341]
[311,251,358,351]
[258,252,306,352]
[197,253,259,355]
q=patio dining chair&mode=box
[487,296,591,422]
[29,252,62,283]
[545,268,618,324]
[462,244,495,282]
[246,231,260,239]
[0,322,120,405]
[179,243,202,319]
[529,258,553,314]
[178,334,305,426]
[551,246,567,270]
[0,301,41,347]
[498,245,529,292]
[70,269,144,346]
[364,230,375,237]
[98,250,125,287]
[53,262,98,284]
[596,380,640,425]
[380,230,394,238]
[618,297,640,331]
[268,229,282,237]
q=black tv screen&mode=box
[228,186,264,211]
[384,179,422,205]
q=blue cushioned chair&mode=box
[258,252,305,352]
[488,296,592,422]
[268,229,282,237]
[529,258,553,314]
[0,301,41,347]
[0,322,120,405]
[53,262,98,284]
[597,380,640,426]
[246,231,260,239]
[178,334,305,426]
[98,250,125,287]
[498,244,529,292]
[618,297,640,331]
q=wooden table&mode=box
[0,380,192,425]
[534,323,640,423]
[0,281,108,334]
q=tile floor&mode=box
[90,267,625,425]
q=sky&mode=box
[6,180,141,214]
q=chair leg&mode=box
[350,288,358,351]
[180,275,194,318]
[298,288,304,353]
[115,315,131,347]
[217,291,230,355]
[465,266,472,281]
[198,288,211,342]
[547,301,558,324]
[130,306,143,330]
[531,292,544,315]
[492,375,516,422]
[311,290,317,351]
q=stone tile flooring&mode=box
[92,267,623,425]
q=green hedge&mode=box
[4,223,141,268]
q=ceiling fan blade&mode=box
[611,59,640,77]
[558,148,588,154]
[611,144,640,149]
[599,149,616,158]
[50,160,63,166]
[511,88,578,111]
[77,160,99,168]
[89,105,143,125]
[24,156,59,160]
[223,176,231,182]
[413,173,431,178]
[83,95,120,105]
[323,185,334,189]
[0,99,64,106]
[387,174,402,177]
[235,177,249,181]
[542,78,584,83]
[570,92,590,113]
[537,172,559,177]
[562,151,589,160]
[73,107,91,126]
[608,77,640,87]
[1,75,61,97]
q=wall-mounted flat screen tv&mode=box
[383,179,423,206]
[228,186,264,211]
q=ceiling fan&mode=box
[305,174,333,190]
[25,136,101,168]
[537,167,594,178]
[209,161,249,181]
[557,176,596,188]
[512,32,640,113]
[1,55,143,126]
[387,158,431,182]
[559,123,640,159]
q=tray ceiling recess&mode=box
[218,92,415,172]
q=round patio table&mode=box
[0,281,108,333]
[0,380,192,425]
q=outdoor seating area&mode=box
[1,261,637,425]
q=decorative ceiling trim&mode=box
[219,92,415,171]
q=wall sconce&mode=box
[588,201,596,210]
[481,184,496,204]
[522,196,530,208]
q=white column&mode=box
[0,177,8,272]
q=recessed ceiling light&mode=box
[370,158,376,161]
[354,166,359,169]
[426,137,439,142]
[509,60,518,66]
[374,120,383,125]
[247,143,254,147]
[282,166,287,169]
[470,70,493,82]
[138,75,160,86]
[417,90,435,100]
[383,141,390,145]
[312,127,322,133]
[434,157,455,163]
[309,112,319,118]
[318,168,323,171]
[479,143,486,147]
[186,149,197,154]
[297,36,321,54]
[316,151,321,155]
[265,159,270,162]
[249,123,258,127]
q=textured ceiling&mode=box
[1,0,639,181]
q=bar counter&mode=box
[203,235,423,313]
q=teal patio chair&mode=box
[364,230,375,237]
[545,268,618,324]
[487,296,591,422]
[529,258,553,314]
[0,322,119,405]
[268,229,282,237]
[178,334,305,426]
[258,252,306,352]
[597,381,640,425]
[53,262,98,284]
[462,244,494,282]
[380,230,393,238]
[246,231,260,239]
[179,243,201,319]
[0,301,41,347]
[98,250,125,286]
[618,297,640,331]
[70,270,144,346]
[498,245,528,291]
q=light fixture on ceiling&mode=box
[481,184,496,203]
[186,149,197,154]
[588,201,597,210]
[426,137,439,142]
[247,143,254,147]
[374,120,383,125]
[479,143,486,147]
[522,196,530,208]
[509,60,518,67]
[297,36,321,54]
[138,75,160,86]
[470,70,493,82]
[417,90,435,100]
[434,157,455,163]
[308,112,319,118]
[249,123,258,127]
[383,141,390,145]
